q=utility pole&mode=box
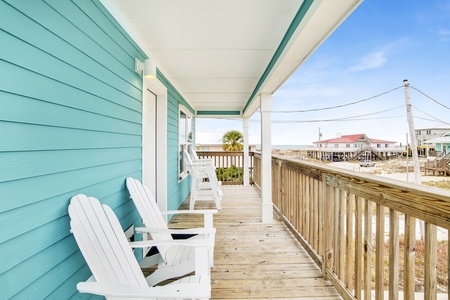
[404,79,425,241]
[319,127,322,161]
[403,79,421,184]
[405,133,409,182]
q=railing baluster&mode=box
[305,175,310,245]
[333,188,340,274]
[338,189,346,280]
[355,196,363,299]
[310,177,315,245]
[315,178,322,255]
[425,223,437,300]
[346,193,354,289]
[295,171,300,235]
[318,179,323,256]
[364,199,373,300]
[301,173,306,235]
[376,204,385,300]
[404,215,416,300]
[291,170,296,228]
[323,183,334,279]
[389,209,399,300]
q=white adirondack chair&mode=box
[126,177,217,285]
[189,148,215,167]
[183,150,223,210]
[68,194,211,299]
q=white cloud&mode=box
[348,50,387,72]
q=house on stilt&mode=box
[307,133,403,161]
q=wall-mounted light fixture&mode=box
[135,58,156,79]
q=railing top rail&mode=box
[266,154,450,229]
[196,151,254,156]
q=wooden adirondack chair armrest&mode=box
[189,161,213,168]
[135,226,216,235]
[131,239,213,273]
[129,238,214,249]
[194,158,215,166]
[77,280,210,298]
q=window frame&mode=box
[178,105,193,181]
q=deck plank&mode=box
[169,185,342,299]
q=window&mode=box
[426,130,431,135]
[346,144,350,148]
[385,144,389,148]
[417,130,421,135]
[178,105,193,180]
[377,144,381,148]
[335,144,339,148]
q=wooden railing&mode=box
[196,151,255,185]
[254,153,450,300]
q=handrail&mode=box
[253,153,450,299]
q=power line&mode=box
[412,105,450,125]
[268,105,404,123]
[215,105,404,123]
[415,116,450,124]
[410,86,450,110]
[271,115,405,124]
[411,105,448,124]
[205,86,448,125]
[272,86,403,113]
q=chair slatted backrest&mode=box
[69,194,147,289]
[126,178,173,259]
[183,150,210,179]
[189,148,200,161]
[183,149,195,175]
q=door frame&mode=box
[142,78,167,215]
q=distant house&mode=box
[424,132,450,155]
[415,127,450,146]
[307,134,402,161]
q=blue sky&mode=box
[196,0,450,145]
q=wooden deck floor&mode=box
[169,185,342,299]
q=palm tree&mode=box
[222,130,244,151]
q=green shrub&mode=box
[216,165,243,182]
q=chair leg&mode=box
[190,182,196,210]
[215,198,222,210]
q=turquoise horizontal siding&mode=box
[0,0,146,299]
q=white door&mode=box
[143,89,157,198]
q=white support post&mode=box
[260,93,273,223]
[243,117,250,186]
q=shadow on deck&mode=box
[169,185,342,300]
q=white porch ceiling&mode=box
[100,0,362,117]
